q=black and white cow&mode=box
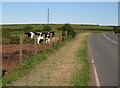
[44,32,50,44]
[25,32,37,39]
[25,31,55,44]
[36,32,44,44]
[44,31,55,44]
[50,31,55,42]
[25,32,44,44]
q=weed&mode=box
[71,36,90,86]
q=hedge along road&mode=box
[8,33,89,86]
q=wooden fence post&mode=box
[34,35,37,54]
[19,34,23,65]
[60,31,63,43]
[58,31,61,43]
[65,30,68,38]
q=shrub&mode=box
[10,36,20,44]
[42,25,51,31]
[57,24,76,38]
[2,29,11,38]
[23,26,33,32]
[113,26,120,33]
[2,29,20,44]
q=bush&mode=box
[23,26,33,32]
[113,26,120,33]
[57,24,76,38]
[10,36,20,44]
[2,35,19,45]
[42,25,51,31]
[2,29,20,44]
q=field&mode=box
[1,24,113,72]
[1,24,114,86]
[2,23,113,32]
[2,24,113,45]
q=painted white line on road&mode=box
[88,38,101,87]
[91,57,101,86]
[103,34,118,44]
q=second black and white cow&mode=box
[36,32,44,44]
[43,31,55,44]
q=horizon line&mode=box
[0,22,117,26]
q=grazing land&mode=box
[1,24,115,86]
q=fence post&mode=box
[58,31,61,43]
[58,32,60,43]
[34,35,37,54]
[65,30,68,38]
[19,34,23,65]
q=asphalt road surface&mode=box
[88,33,118,86]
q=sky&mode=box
[1,0,120,2]
[1,2,118,26]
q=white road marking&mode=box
[88,37,101,86]
[91,57,101,86]
[103,34,118,44]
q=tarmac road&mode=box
[88,33,118,86]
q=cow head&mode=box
[24,32,31,37]
[24,32,35,39]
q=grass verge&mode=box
[2,36,74,86]
[71,35,90,86]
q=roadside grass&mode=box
[71,35,90,86]
[2,50,48,86]
[2,36,74,86]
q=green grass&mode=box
[2,52,48,86]
[2,24,113,45]
[2,24,113,30]
[2,35,73,86]
[71,36,90,86]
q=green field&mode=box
[1,24,114,45]
[2,24,113,30]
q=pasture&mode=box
[2,24,113,73]
[2,24,113,45]
[1,24,114,86]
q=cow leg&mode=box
[45,39,48,44]
[48,38,50,44]
[37,38,40,44]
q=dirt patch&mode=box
[2,44,51,54]
[8,33,88,86]
[2,44,51,75]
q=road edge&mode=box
[87,34,101,87]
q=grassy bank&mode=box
[71,35,90,86]
[2,36,72,86]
